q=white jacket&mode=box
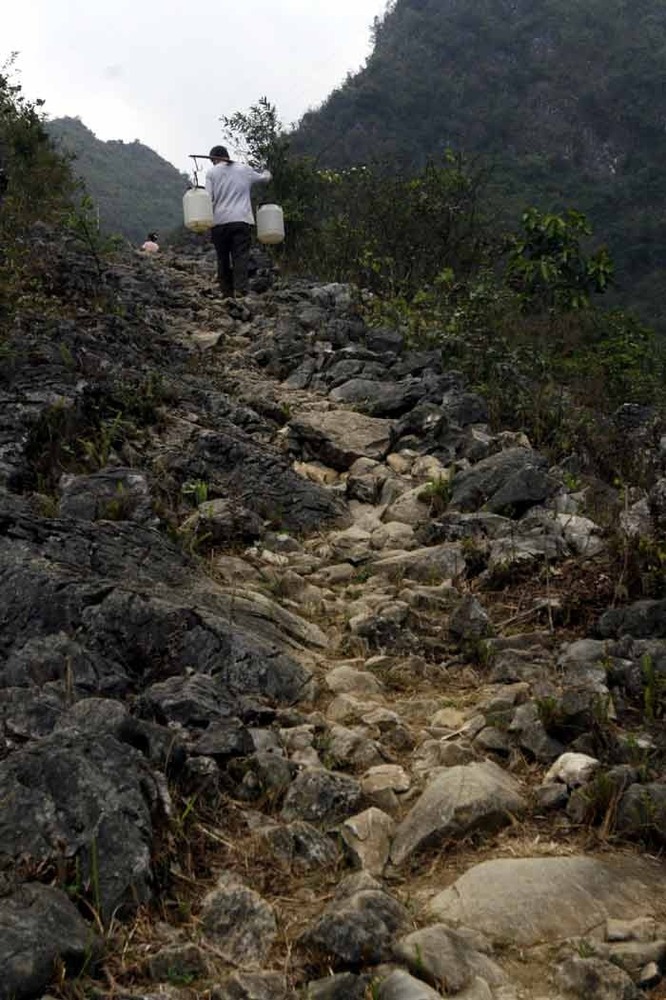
[205,162,272,226]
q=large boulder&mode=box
[171,424,350,532]
[427,856,666,946]
[390,761,527,865]
[451,448,557,516]
[287,410,394,470]
[0,732,161,920]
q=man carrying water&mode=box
[205,145,271,299]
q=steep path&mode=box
[1,242,666,1000]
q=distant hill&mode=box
[46,117,189,244]
[294,0,666,329]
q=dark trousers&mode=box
[211,222,252,297]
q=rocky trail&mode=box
[2,237,666,1000]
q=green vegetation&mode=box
[222,96,666,484]
[46,116,189,244]
[293,0,666,331]
[0,61,77,323]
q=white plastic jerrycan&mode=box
[183,187,213,232]
[256,204,285,245]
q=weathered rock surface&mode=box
[301,875,410,967]
[394,924,505,993]
[288,410,394,470]
[428,856,666,945]
[0,731,161,919]
[281,768,363,827]
[390,761,527,865]
[200,873,277,966]
[0,883,100,1000]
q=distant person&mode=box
[205,145,271,298]
[140,232,159,253]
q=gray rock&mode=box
[258,821,340,870]
[372,544,465,583]
[0,732,160,920]
[594,939,666,978]
[301,885,409,967]
[200,874,277,966]
[598,598,666,639]
[305,972,371,999]
[281,768,362,827]
[428,855,666,946]
[508,702,564,762]
[394,924,505,993]
[440,390,489,427]
[58,466,156,525]
[174,424,350,533]
[193,719,255,761]
[329,378,426,418]
[180,498,264,548]
[451,448,555,516]
[288,410,394,471]
[0,496,314,707]
[213,971,287,999]
[449,595,494,642]
[147,943,209,981]
[555,956,641,999]
[616,782,666,843]
[375,969,444,999]
[473,726,510,755]
[0,883,100,1000]
[534,783,569,811]
[341,808,395,875]
[390,761,526,865]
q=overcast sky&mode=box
[6,0,388,175]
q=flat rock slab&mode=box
[288,410,394,470]
[428,855,666,946]
[390,761,527,865]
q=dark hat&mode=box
[209,145,230,160]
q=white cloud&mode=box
[4,0,387,172]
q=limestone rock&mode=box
[325,664,384,697]
[390,761,526,865]
[428,856,666,946]
[213,971,287,999]
[341,808,395,875]
[281,768,362,827]
[301,881,409,967]
[305,972,371,999]
[545,752,601,789]
[288,410,394,470]
[258,821,340,870]
[394,923,506,993]
[0,883,101,1000]
[200,873,277,966]
[555,956,642,999]
[375,969,444,999]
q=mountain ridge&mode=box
[46,115,189,243]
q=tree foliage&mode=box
[46,117,189,244]
[293,0,666,330]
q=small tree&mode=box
[505,207,614,312]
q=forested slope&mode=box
[294,0,666,327]
[47,116,189,244]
